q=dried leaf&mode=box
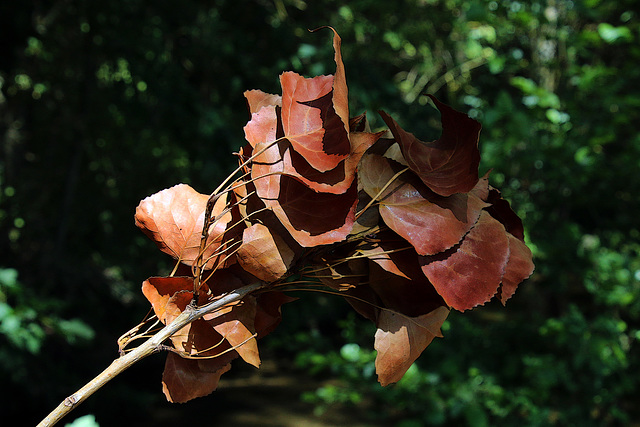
[420,211,510,311]
[280,72,349,172]
[379,96,481,196]
[236,223,295,282]
[208,296,260,368]
[244,89,282,114]
[374,306,449,386]
[162,353,231,403]
[135,184,232,269]
[499,234,534,304]
[360,154,489,255]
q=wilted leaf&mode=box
[420,211,510,311]
[360,154,489,255]
[498,234,534,304]
[272,175,358,246]
[236,223,295,282]
[374,306,449,386]
[254,291,297,338]
[135,184,233,269]
[162,353,231,403]
[379,96,481,196]
[207,296,260,368]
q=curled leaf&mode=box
[135,184,232,269]
[374,306,449,386]
[379,96,481,196]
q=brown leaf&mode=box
[499,234,535,304]
[135,184,232,269]
[207,296,261,368]
[272,175,358,246]
[379,96,481,196]
[254,291,297,338]
[280,72,350,172]
[360,154,489,255]
[236,223,295,282]
[420,211,510,311]
[161,353,231,403]
[141,276,194,325]
[374,306,449,386]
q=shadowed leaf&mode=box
[420,211,510,311]
[162,354,231,403]
[379,96,481,196]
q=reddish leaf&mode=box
[374,306,449,386]
[162,353,231,403]
[499,234,534,304]
[420,211,510,311]
[207,296,260,368]
[272,175,358,246]
[281,130,382,194]
[486,188,526,241]
[236,223,295,282]
[379,96,481,196]
[254,291,297,338]
[280,72,350,172]
[360,154,489,255]
[244,89,281,114]
[135,184,232,269]
[367,261,446,317]
[141,276,194,324]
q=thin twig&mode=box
[36,282,265,427]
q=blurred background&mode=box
[1,1,639,426]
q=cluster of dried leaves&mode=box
[131,28,534,403]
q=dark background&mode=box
[1,1,639,426]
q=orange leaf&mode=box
[135,184,232,269]
[207,296,261,368]
[244,89,282,114]
[374,306,449,386]
[236,223,295,282]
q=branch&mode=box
[37,282,265,427]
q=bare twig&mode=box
[36,282,264,427]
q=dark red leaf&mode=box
[161,353,231,403]
[420,211,510,311]
[379,96,481,196]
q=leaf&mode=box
[360,154,489,255]
[162,353,231,403]
[485,188,526,241]
[379,96,481,196]
[207,296,260,368]
[272,175,358,246]
[374,306,449,386]
[280,72,350,172]
[253,291,297,338]
[134,184,232,269]
[281,130,382,194]
[141,276,194,324]
[236,223,295,282]
[420,211,510,311]
[244,89,282,114]
[498,234,534,304]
